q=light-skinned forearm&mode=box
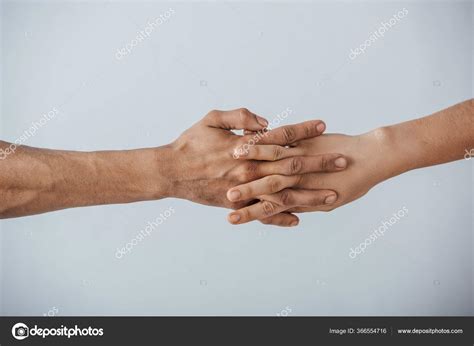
[225,99,474,223]
[377,99,473,182]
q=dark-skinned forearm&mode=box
[0,143,173,218]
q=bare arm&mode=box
[381,99,474,178]
[226,99,474,224]
[0,109,346,220]
[0,144,171,218]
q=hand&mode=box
[0,108,345,220]
[226,129,391,224]
[164,109,349,225]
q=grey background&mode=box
[0,0,472,316]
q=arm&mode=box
[227,99,474,224]
[0,143,172,218]
[0,108,346,220]
[378,99,473,177]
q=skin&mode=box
[227,99,474,225]
[0,108,347,221]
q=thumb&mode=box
[203,108,268,131]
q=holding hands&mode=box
[0,100,471,221]
[167,108,348,227]
[224,99,473,226]
[227,131,386,225]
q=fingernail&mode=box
[290,221,299,227]
[325,194,337,204]
[256,116,269,127]
[334,157,347,168]
[229,213,241,223]
[228,190,241,201]
[316,122,325,133]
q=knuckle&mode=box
[240,208,251,221]
[261,201,276,216]
[289,157,303,174]
[239,107,252,122]
[293,174,305,188]
[234,167,247,183]
[239,107,250,115]
[304,124,313,138]
[314,178,325,188]
[250,145,260,158]
[294,174,304,187]
[207,109,220,118]
[272,146,283,161]
[311,194,327,206]
[279,190,293,206]
[242,161,259,181]
[305,122,320,138]
[267,177,281,193]
[319,156,329,171]
[237,136,250,147]
[282,126,296,143]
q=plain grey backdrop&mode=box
[0,0,472,316]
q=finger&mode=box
[287,206,321,213]
[235,145,305,161]
[257,120,326,145]
[227,175,300,202]
[260,212,300,227]
[262,189,338,207]
[227,173,332,202]
[287,205,335,213]
[257,154,347,176]
[228,189,339,225]
[203,108,268,131]
[228,200,288,225]
[294,171,337,190]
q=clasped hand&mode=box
[168,108,384,227]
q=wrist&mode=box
[360,126,408,185]
[149,145,177,200]
[89,146,176,203]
